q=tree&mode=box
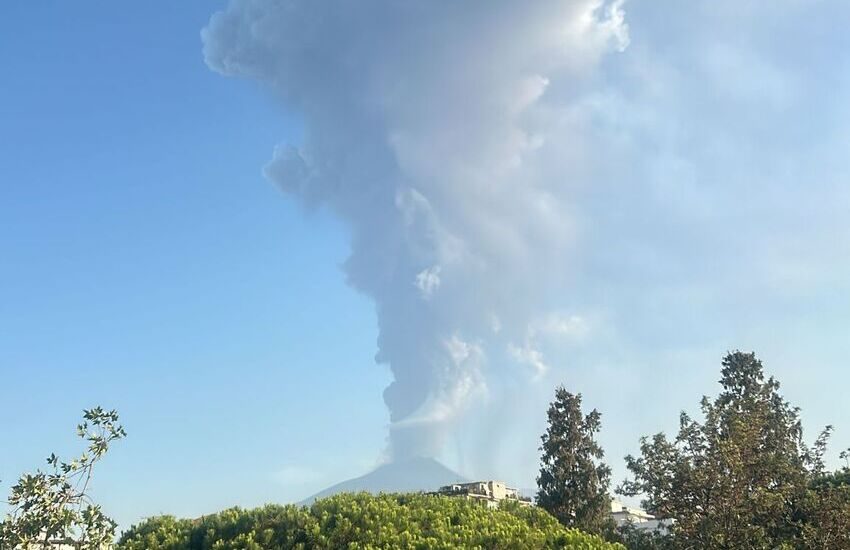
[614,522,676,550]
[0,407,125,549]
[536,387,613,535]
[117,493,625,550]
[619,351,841,549]
[795,448,850,549]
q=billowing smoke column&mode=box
[203,0,628,460]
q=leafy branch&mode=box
[0,407,125,550]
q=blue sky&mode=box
[3,0,850,531]
[0,1,389,525]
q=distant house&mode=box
[434,480,533,509]
[610,500,672,532]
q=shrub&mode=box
[118,493,623,549]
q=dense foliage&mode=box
[619,351,850,549]
[0,407,125,550]
[537,388,612,536]
[117,493,623,550]
[612,523,675,550]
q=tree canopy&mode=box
[619,351,850,549]
[117,493,624,550]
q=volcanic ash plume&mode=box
[202,0,629,460]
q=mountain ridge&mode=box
[299,457,468,505]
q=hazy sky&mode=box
[3,0,850,530]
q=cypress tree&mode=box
[537,387,612,535]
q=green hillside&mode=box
[117,492,623,550]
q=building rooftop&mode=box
[434,480,532,507]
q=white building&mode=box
[610,500,672,532]
[435,480,533,509]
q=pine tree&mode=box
[537,387,612,535]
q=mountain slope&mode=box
[300,457,468,505]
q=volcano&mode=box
[300,457,468,505]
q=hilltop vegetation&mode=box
[116,493,623,550]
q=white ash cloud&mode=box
[415,266,442,300]
[509,313,592,378]
[202,0,628,460]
